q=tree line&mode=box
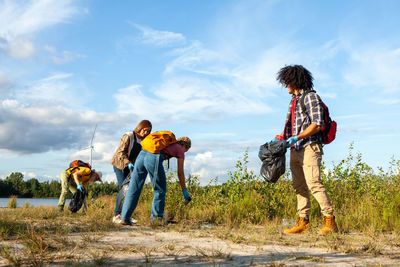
[0,172,119,198]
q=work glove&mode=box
[77,184,84,191]
[286,136,298,147]
[182,188,191,205]
[268,138,279,144]
[128,163,134,171]
[269,135,283,144]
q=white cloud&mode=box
[115,77,271,124]
[164,41,228,75]
[103,172,117,183]
[8,36,35,58]
[0,98,136,154]
[0,0,81,58]
[115,35,281,123]
[70,132,119,165]
[344,43,400,94]
[186,151,234,184]
[0,0,79,35]
[45,45,87,64]
[0,71,14,95]
[131,23,186,47]
[22,172,37,179]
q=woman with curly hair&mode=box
[116,133,192,225]
[270,65,338,235]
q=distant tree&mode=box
[49,180,61,197]
[0,179,6,197]
[26,178,41,198]
[88,182,118,198]
[0,172,117,198]
[4,172,26,196]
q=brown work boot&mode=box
[319,215,338,235]
[284,217,310,234]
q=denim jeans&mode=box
[121,150,166,221]
[113,165,128,216]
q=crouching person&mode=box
[57,161,102,212]
[116,132,191,225]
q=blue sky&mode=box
[1,0,400,184]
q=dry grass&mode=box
[1,192,400,265]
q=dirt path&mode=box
[97,229,399,266]
[2,224,400,266]
[0,226,400,266]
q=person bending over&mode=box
[116,134,191,225]
[57,163,102,212]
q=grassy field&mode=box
[1,145,400,265]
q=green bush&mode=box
[8,196,17,209]
[131,145,400,232]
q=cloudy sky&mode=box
[1,0,399,184]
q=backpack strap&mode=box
[66,166,79,174]
[300,89,315,118]
[298,89,317,130]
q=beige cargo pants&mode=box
[57,170,77,208]
[290,143,334,217]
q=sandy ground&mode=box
[2,225,400,266]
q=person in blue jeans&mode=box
[117,136,192,225]
[110,120,152,223]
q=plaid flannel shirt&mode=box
[283,90,324,150]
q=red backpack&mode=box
[300,90,337,144]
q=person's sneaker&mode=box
[128,218,138,224]
[57,205,64,212]
[319,215,338,235]
[112,214,121,223]
[113,215,137,225]
[283,217,310,234]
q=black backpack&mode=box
[300,90,337,144]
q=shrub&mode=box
[8,196,17,209]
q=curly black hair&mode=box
[276,65,314,90]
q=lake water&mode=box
[0,198,68,208]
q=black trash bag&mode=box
[68,186,87,213]
[258,140,287,183]
[116,171,132,215]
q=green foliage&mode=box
[2,144,400,233]
[159,151,297,226]
[0,172,118,199]
[8,196,17,208]
[131,144,400,232]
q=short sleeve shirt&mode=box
[163,143,185,160]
